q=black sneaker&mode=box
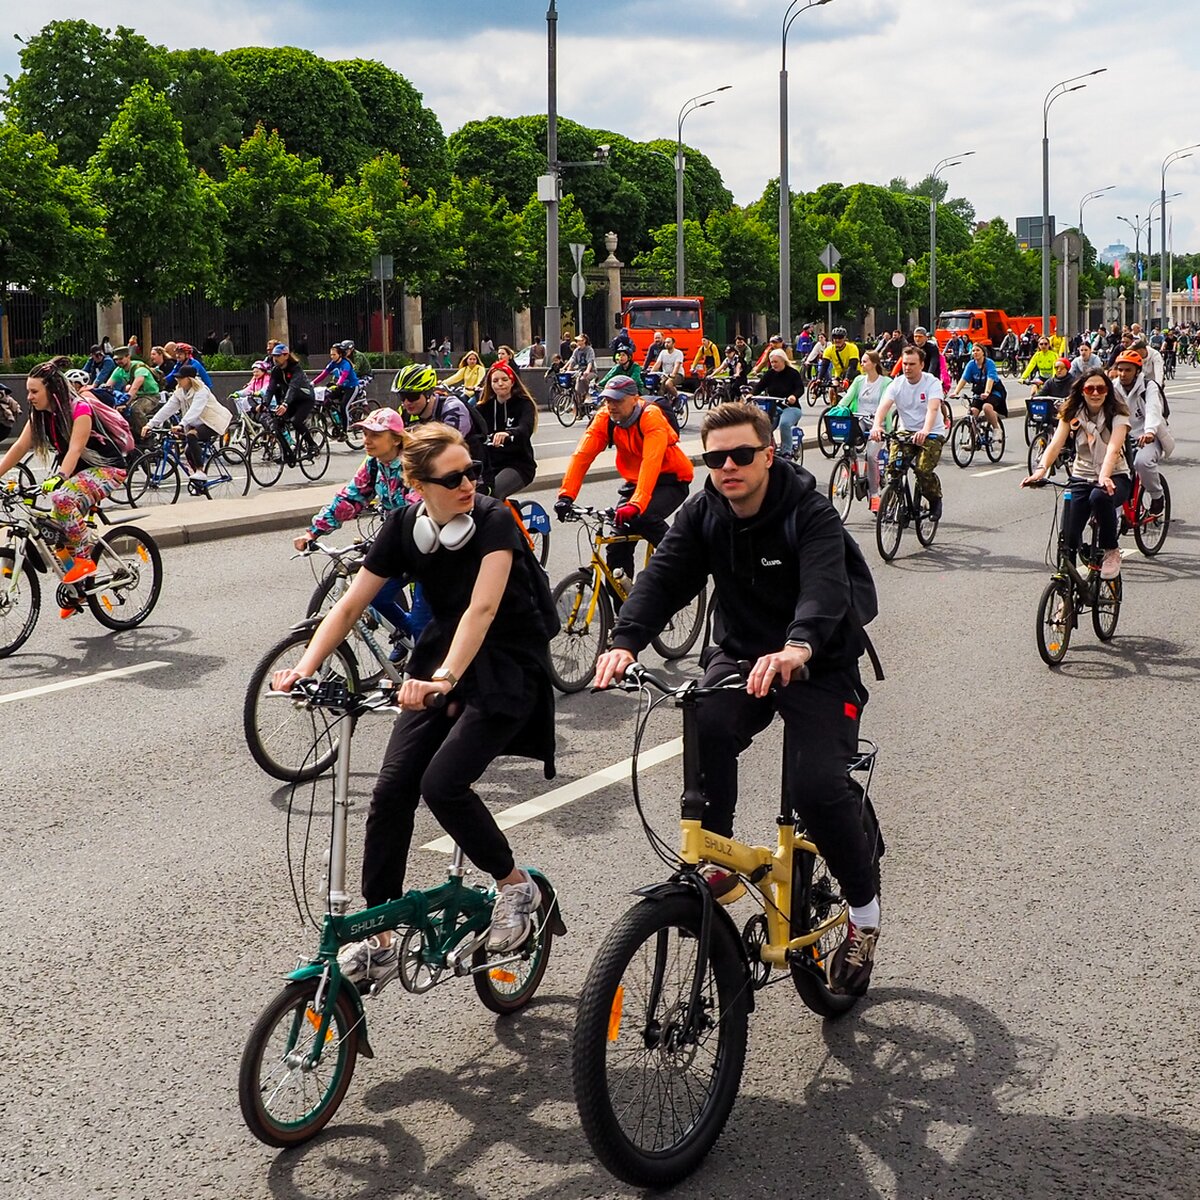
[1149,495,1166,516]
[826,922,878,996]
[928,496,943,522]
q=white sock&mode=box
[849,897,880,929]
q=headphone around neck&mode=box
[412,501,476,554]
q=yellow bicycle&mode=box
[571,663,883,1187]
[548,504,707,692]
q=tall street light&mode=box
[929,152,973,330]
[1117,213,1150,324]
[676,86,731,295]
[543,0,560,351]
[1078,185,1114,239]
[1161,144,1199,326]
[1150,191,1182,326]
[1043,69,1105,334]
[779,0,833,340]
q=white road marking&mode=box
[972,464,1024,477]
[0,661,171,704]
[421,736,684,853]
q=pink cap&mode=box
[351,407,406,435]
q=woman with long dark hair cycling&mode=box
[267,342,318,465]
[272,423,556,983]
[476,360,538,500]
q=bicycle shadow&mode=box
[1051,635,1200,683]
[878,540,1044,576]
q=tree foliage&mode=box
[212,126,373,309]
[85,85,217,313]
[6,21,170,168]
[165,48,244,177]
[632,220,729,306]
[705,207,777,317]
[519,191,593,314]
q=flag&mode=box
[1136,259,1144,281]
[1113,258,1120,278]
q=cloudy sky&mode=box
[7,0,1200,260]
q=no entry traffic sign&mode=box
[817,273,841,302]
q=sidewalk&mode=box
[128,396,1029,549]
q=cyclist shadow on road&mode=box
[1050,635,1200,684]
[878,539,1045,576]
[696,986,1198,1200]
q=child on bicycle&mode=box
[237,360,273,414]
[273,423,556,983]
[1022,367,1131,580]
[0,361,128,604]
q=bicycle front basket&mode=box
[1028,398,1051,421]
[824,413,858,444]
[557,372,571,386]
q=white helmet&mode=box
[65,369,90,387]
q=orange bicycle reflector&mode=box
[136,545,150,562]
[304,1007,335,1043]
[489,968,517,985]
[607,985,625,1042]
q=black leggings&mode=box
[491,464,535,501]
[607,477,690,574]
[361,698,530,906]
[693,651,876,907]
[183,423,216,470]
[279,392,316,453]
[1064,473,1131,552]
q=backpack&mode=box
[80,392,136,457]
[434,394,489,464]
[605,399,680,449]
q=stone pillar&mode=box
[752,312,768,344]
[907,304,921,333]
[603,231,624,339]
[403,291,424,356]
[863,307,877,341]
[96,299,124,348]
[512,306,533,348]
[267,297,289,344]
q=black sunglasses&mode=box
[701,445,769,469]
[421,461,483,489]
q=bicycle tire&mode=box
[806,378,824,407]
[790,793,883,1018]
[950,418,976,468]
[125,452,181,506]
[548,568,609,693]
[875,485,903,561]
[650,583,707,660]
[1027,432,1048,476]
[829,458,854,523]
[675,397,689,430]
[816,411,838,459]
[472,875,558,1014]
[1133,477,1170,556]
[983,418,1005,463]
[2,461,37,500]
[344,396,370,451]
[0,547,40,657]
[201,448,251,500]
[247,432,285,488]
[553,389,579,428]
[238,977,360,1148]
[572,892,749,1188]
[299,429,331,481]
[914,490,939,547]
[1091,575,1121,642]
[1036,579,1073,666]
[85,524,163,630]
[243,628,361,781]
[1023,412,1036,445]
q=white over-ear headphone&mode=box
[412,502,476,553]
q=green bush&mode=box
[204,354,256,372]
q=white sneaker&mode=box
[337,934,398,984]
[188,469,207,482]
[487,872,539,954]
[1100,548,1122,580]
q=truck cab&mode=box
[617,297,705,374]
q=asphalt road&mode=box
[3,372,1200,1199]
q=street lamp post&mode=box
[779,0,833,341]
[1161,145,1199,327]
[1042,69,1105,335]
[1117,214,1150,324]
[543,0,560,352]
[929,152,973,330]
[1078,185,1115,240]
[675,87,731,295]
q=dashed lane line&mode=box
[0,661,171,704]
[972,464,1025,477]
[421,736,684,853]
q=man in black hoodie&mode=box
[594,402,881,996]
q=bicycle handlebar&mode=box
[267,676,448,711]
[601,658,808,698]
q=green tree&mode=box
[0,127,99,356]
[5,20,170,168]
[212,126,373,315]
[334,59,447,194]
[705,207,776,322]
[222,47,370,179]
[518,191,592,315]
[165,48,244,176]
[632,220,729,305]
[86,85,218,348]
[429,176,529,348]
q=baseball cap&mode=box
[351,407,406,434]
[175,364,198,378]
[600,375,639,402]
[111,345,131,357]
[914,326,928,335]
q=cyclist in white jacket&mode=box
[1111,351,1173,514]
[145,365,232,481]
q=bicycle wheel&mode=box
[816,412,838,459]
[1027,432,1048,476]
[1036,579,1073,666]
[572,892,750,1188]
[243,628,361,781]
[1023,412,1035,445]
[950,419,976,467]
[548,568,609,693]
[518,500,552,568]
[202,448,251,500]
[0,549,40,657]
[790,794,883,1018]
[1133,477,1170,556]
[247,432,285,488]
[806,378,824,407]
[650,583,707,660]
[125,453,181,506]
[829,458,854,523]
[875,485,903,561]
[473,875,559,1014]
[554,388,579,428]
[914,490,939,547]
[86,525,163,630]
[1092,575,1121,641]
[306,567,354,618]
[299,429,330,481]
[1,461,37,499]
[692,381,711,411]
[674,396,689,430]
[344,396,370,451]
[984,418,1006,463]
[238,977,360,1148]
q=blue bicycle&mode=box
[126,428,251,506]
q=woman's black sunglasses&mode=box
[421,461,484,488]
[700,445,769,469]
